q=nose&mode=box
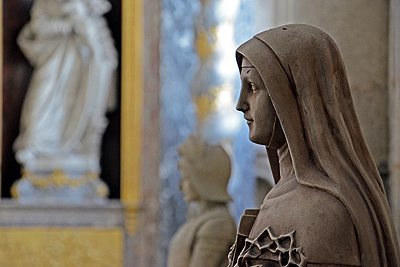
[236,87,249,112]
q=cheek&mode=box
[254,96,275,128]
[181,180,189,192]
[181,181,199,201]
[181,180,191,195]
[248,94,276,145]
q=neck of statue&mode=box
[277,142,295,183]
[198,201,226,214]
[264,142,297,200]
[186,201,226,219]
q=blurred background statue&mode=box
[12,0,118,203]
[168,135,236,267]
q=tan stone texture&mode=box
[258,0,389,166]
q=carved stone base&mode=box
[11,170,109,205]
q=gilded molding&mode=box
[121,0,143,202]
[10,170,108,198]
[23,170,98,189]
[194,94,214,123]
[195,27,217,62]
[121,0,144,235]
[124,204,140,236]
[194,83,234,124]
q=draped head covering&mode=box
[178,135,232,203]
[236,24,399,266]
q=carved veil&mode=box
[236,24,400,266]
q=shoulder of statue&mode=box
[298,190,360,265]
[249,187,361,266]
[197,215,236,240]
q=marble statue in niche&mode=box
[228,24,400,266]
[12,0,117,202]
[168,135,236,267]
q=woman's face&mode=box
[180,179,200,202]
[236,57,278,147]
[178,156,200,202]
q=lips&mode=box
[244,117,253,124]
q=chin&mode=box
[249,133,270,146]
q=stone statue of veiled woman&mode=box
[229,24,400,267]
[12,0,117,200]
[168,135,236,267]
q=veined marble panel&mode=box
[159,0,257,266]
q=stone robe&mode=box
[168,205,236,267]
[229,24,400,266]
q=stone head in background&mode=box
[168,135,236,267]
[229,24,400,266]
[12,0,118,203]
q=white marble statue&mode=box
[12,0,117,201]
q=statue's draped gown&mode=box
[229,24,400,267]
[14,0,117,170]
[168,204,236,267]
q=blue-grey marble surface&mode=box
[159,0,257,265]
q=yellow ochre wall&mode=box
[0,228,124,266]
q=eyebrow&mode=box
[241,66,255,74]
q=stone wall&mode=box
[256,0,390,168]
[389,0,400,240]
